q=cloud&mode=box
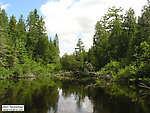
[0,2,9,10]
[40,0,147,56]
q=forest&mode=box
[0,1,150,85]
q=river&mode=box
[0,77,149,113]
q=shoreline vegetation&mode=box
[0,1,150,92]
[1,71,149,90]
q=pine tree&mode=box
[7,15,20,65]
[26,9,48,62]
[0,25,9,66]
[75,38,84,55]
[74,38,85,71]
[0,9,8,31]
[107,7,123,60]
[0,9,9,67]
[17,15,27,43]
[26,9,40,58]
[138,0,150,42]
[53,34,60,61]
[106,6,123,30]
[93,6,124,67]
[93,20,109,69]
[123,8,137,60]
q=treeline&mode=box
[0,9,60,78]
[61,1,150,83]
[60,38,93,72]
[1,1,150,83]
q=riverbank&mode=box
[50,71,111,80]
[1,71,149,91]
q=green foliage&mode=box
[0,9,61,79]
[83,61,94,72]
[138,1,150,42]
[101,61,120,76]
[10,64,23,76]
[0,10,10,67]
[90,3,150,84]
[7,61,58,77]
[0,67,9,78]
[75,38,84,55]
[17,15,27,43]
[21,63,31,74]
[87,47,97,70]
[134,41,150,62]
[54,62,62,71]
[116,64,137,82]
[61,54,81,71]
[0,2,150,83]
[61,39,89,72]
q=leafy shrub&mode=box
[0,67,9,78]
[54,63,62,71]
[21,63,31,74]
[30,62,44,76]
[45,63,56,74]
[137,62,150,77]
[116,64,137,82]
[101,60,120,76]
[10,64,23,77]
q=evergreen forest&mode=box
[0,1,150,86]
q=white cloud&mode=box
[0,2,9,10]
[40,0,147,56]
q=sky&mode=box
[0,0,148,56]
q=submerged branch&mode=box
[139,82,150,90]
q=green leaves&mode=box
[61,54,81,71]
[0,10,10,67]
[92,3,150,83]
[0,8,62,78]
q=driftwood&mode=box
[139,82,150,90]
[50,71,112,80]
[15,73,35,79]
[139,82,150,100]
[51,72,73,77]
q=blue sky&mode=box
[0,0,148,56]
[0,0,47,19]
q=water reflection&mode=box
[0,77,149,113]
[57,88,93,113]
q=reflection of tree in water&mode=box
[88,87,110,113]
[30,86,59,113]
[75,95,85,111]
[0,78,60,113]
[60,79,88,111]
[1,78,150,113]
[88,85,150,113]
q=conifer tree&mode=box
[123,8,137,60]
[26,9,40,58]
[75,38,84,55]
[138,0,150,42]
[53,34,60,61]
[0,25,8,66]
[0,9,10,67]
[7,15,20,65]
[17,15,27,43]
[26,9,48,62]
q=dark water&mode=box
[0,77,150,113]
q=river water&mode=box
[0,77,149,113]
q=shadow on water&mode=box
[0,77,150,113]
